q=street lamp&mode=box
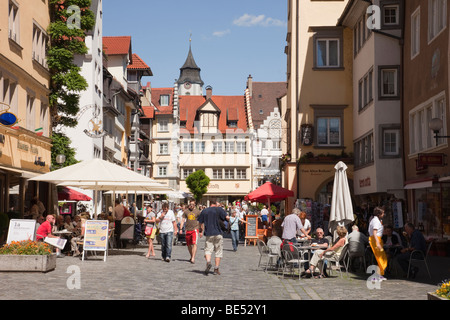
[56,154,66,168]
[429,118,450,145]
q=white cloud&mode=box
[233,14,286,27]
[213,29,231,37]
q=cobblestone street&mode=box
[0,236,447,302]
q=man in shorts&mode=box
[180,199,201,264]
[198,201,229,275]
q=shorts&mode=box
[185,230,199,246]
[261,215,268,222]
[204,235,223,258]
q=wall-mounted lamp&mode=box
[429,118,450,146]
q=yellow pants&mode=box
[369,236,388,276]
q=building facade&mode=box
[0,0,52,217]
[403,0,450,239]
[285,0,354,215]
[338,0,406,227]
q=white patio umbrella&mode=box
[29,158,172,216]
[329,161,354,236]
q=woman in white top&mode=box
[368,207,388,277]
[297,211,311,238]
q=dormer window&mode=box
[201,112,218,129]
[160,95,169,106]
[228,120,237,128]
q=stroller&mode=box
[133,219,147,246]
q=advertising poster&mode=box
[7,219,36,243]
[392,201,404,229]
[83,220,109,251]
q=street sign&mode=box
[418,153,447,167]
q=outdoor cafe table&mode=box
[293,244,323,261]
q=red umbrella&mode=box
[245,181,294,203]
[245,182,294,227]
[58,187,92,201]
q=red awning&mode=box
[58,187,92,201]
[244,181,294,203]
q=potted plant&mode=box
[0,240,56,272]
[429,279,450,300]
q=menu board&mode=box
[7,219,36,243]
[245,215,258,238]
[82,220,109,261]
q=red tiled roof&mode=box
[103,36,132,56]
[152,88,174,115]
[250,82,286,127]
[141,106,155,119]
[179,95,248,133]
[128,54,150,70]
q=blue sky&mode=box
[103,0,288,95]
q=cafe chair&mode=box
[323,243,349,278]
[257,240,279,272]
[281,244,309,279]
[407,240,433,279]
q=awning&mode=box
[404,180,433,189]
[439,176,450,182]
[0,165,44,179]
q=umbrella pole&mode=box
[268,197,271,229]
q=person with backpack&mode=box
[198,201,230,275]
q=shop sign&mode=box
[208,184,219,189]
[418,153,446,167]
[359,177,371,188]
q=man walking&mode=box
[180,199,201,263]
[198,201,229,275]
[156,203,177,262]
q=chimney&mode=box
[206,85,213,100]
[247,74,253,97]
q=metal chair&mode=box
[323,243,349,278]
[407,240,433,279]
[281,244,309,279]
[257,240,279,272]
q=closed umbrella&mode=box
[329,161,354,235]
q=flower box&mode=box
[427,292,449,300]
[0,254,56,272]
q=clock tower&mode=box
[177,40,204,96]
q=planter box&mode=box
[427,292,449,300]
[0,254,56,272]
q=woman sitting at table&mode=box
[303,226,348,278]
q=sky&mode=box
[103,0,288,96]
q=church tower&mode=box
[177,39,204,96]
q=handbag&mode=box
[145,225,152,236]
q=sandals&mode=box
[314,274,327,279]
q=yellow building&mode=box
[284,0,354,214]
[0,0,52,216]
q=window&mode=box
[213,169,223,179]
[8,1,20,44]
[158,119,168,132]
[316,39,339,68]
[40,102,49,137]
[26,94,35,131]
[428,0,447,41]
[225,141,234,153]
[182,141,193,153]
[159,143,169,155]
[180,121,187,128]
[359,69,373,110]
[227,120,237,128]
[257,158,267,168]
[224,169,234,180]
[183,169,193,179]
[354,132,374,168]
[411,8,420,58]
[158,166,167,177]
[409,92,447,155]
[212,141,222,153]
[236,169,247,179]
[33,23,48,68]
[383,129,400,156]
[160,95,169,106]
[383,5,399,25]
[317,118,341,146]
[195,141,205,153]
[0,75,18,115]
[354,13,372,56]
[236,141,246,153]
[380,68,398,98]
[202,113,217,128]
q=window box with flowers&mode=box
[0,240,56,272]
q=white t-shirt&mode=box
[157,210,176,233]
[368,216,383,237]
[297,219,311,237]
[260,208,269,217]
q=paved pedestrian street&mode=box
[1,236,447,303]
